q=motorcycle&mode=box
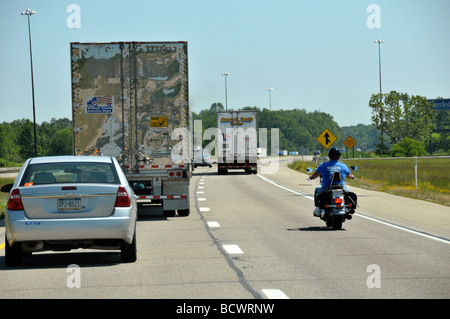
[306,166,358,230]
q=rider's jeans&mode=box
[314,185,350,207]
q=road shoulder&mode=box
[259,156,450,240]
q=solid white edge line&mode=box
[262,289,290,299]
[257,173,314,200]
[257,173,450,245]
[355,213,450,245]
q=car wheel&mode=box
[121,231,137,263]
[5,235,23,267]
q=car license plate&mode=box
[57,198,82,210]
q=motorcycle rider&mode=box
[308,147,355,217]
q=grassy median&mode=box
[289,157,450,207]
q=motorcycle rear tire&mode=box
[331,217,343,230]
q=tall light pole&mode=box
[373,39,384,94]
[21,8,38,157]
[221,72,230,111]
[266,88,273,128]
[373,39,385,153]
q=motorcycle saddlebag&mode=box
[344,191,358,207]
[316,191,331,209]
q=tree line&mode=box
[0,118,72,167]
[192,103,380,154]
[1,92,448,167]
[194,94,449,157]
[369,91,450,156]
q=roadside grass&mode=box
[0,177,15,219]
[289,157,450,207]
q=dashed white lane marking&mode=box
[207,221,221,228]
[198,198,206,201]
[197,175,289,299]
[198,186,204,189]
[262,289,290,299]
[222,244,244,254]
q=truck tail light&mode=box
[115,186,131,207]
[168,171,183,178]
[8,189,24,210]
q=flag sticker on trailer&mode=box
[85,96,114,114]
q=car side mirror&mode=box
[1,183,13,193]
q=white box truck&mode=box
[71,41,191,217]
[217,111,257,174]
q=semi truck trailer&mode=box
[71,41,191,217]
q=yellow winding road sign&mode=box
[344,136,357,149]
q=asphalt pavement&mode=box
[260,156,450,241]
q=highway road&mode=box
[0,157,449,300]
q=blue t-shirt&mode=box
[315,160,351,188]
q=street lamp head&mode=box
[373,39,384,44]
[221,72,230,76]
[266,88,274,91]
[21,8,36,16]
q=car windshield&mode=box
[19,162,120,186]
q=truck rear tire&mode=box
[178,209,190,217]
[163,210,176,217]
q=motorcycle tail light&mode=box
[334,198,342,207]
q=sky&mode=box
[1,0,449,127]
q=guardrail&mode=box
[342,156,450,161]
[0,167,21,173]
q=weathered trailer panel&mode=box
[71,42,190,216]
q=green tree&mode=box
[49,127,73,155]
[369,91,434,152]
[16,119,36,160]
[369,93,388,154]
[390,137,427,157]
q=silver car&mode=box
[1,156,137,266]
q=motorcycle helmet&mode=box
[328,147,341,160]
